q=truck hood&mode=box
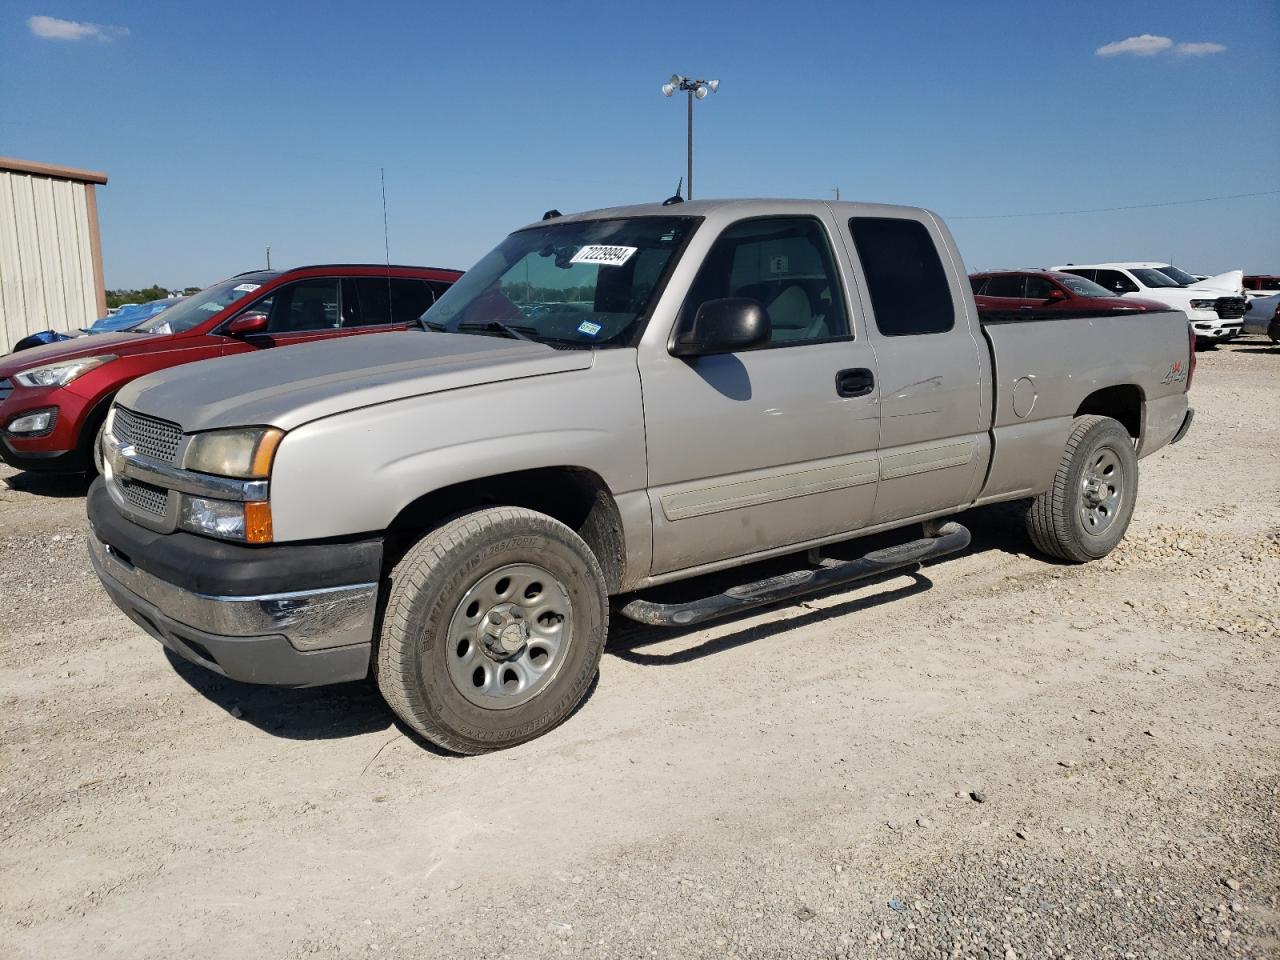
[1186,270,1243,295]
[117,331,595,433]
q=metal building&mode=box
[0,157,108,354]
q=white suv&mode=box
[1053,262,1247,346]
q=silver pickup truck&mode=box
[87,199,1196,753]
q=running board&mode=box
[619,521,971,628]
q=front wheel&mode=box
[90,419,107,475]
[375,507,608,754]
[1025,415,1138,563]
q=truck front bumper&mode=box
[1190,318,1242,342]
[87,478,381,687]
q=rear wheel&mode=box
[375,507,608,754]
[1025,415,1137,563]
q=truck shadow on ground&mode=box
[163,649,402,743]
[159,504,1046,745]
[3,470,93,498]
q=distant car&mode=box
[1053,262,1247,347]
[1243,275,1280,303]
[969,270,1169,319]
[7,299,186,354]
[1242,293,1280,342]
[0,263,462,474]
[87,298,184,334]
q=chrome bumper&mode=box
[88,532,378,652]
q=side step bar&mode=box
[619,521,971,628]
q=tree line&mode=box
[105,285,202,310]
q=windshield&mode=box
[1056,275,1115,297]
[1155,265,1199,286]
[419,217,698,347]
[136,275,277,334]
[1131,268,1182,289]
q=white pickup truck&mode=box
[88,199,1197,753]
[1053,262,1247,346]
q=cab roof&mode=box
[517,198,938,232]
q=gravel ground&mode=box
[1,340,1277,959]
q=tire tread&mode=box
[375,507,606,754]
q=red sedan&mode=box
[970,270,1168,320]
[0,264,461,474]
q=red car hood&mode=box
[0,331,184,375]
[1110,297,1171,311]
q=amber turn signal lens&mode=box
[244,501,273,544]
[251,428,285,479]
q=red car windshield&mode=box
[1057,275,1115,298]
[135,274,279,334]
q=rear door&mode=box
[344,277,441,333]
[639,212,882,575]
[977,274,1030,316]
[841,215,989,524]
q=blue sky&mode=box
[3,0,1277,289]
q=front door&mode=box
[640,213,881,575]
[225,277,349,353]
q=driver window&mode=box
[1095,270,1137,294]
[682,217,850,345]
[256,279,340,333]
[1024,276,1056,299]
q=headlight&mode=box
[180,497,274,544]
[1189,300,1217,310]
[14,354,116,388]
[183,426,284,479]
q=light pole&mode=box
[661,74,719,200]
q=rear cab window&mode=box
[847,218,954,335]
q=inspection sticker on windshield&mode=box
[570,245,637,267]
[577,320,602,337]
[232,283,261,293]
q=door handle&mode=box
[835,367,875,398]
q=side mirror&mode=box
[671,298,771,358]
[1048,289,1067,301]
[226,312,269,336]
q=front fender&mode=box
[268,351,646,543]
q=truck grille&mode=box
[1215,297,1246,320]
[119,477,169,516]
[113,406,183,463]
[0,378,11,403]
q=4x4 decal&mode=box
[1160,360,1187,385]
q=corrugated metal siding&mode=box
[0,170,99,353]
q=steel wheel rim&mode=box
[1079,447,1123,534]
[444,563,572,710]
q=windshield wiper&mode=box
[456,320,537,342]
[419,317,447,332]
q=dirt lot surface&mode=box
[2,341,1277,959]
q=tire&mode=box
[375,507,608,754]
[1025,415,1138,564]
[90,418,107,476]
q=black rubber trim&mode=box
[1171,408,1194,445]
[97,569,369,687]
[0,440,82,472]
[87,477,383,596]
